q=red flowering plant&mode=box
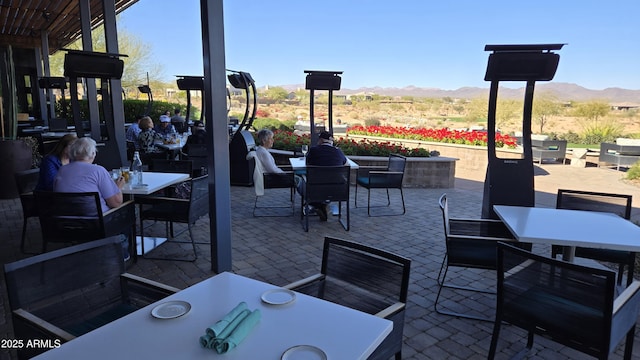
[259,130,431,157]
[347,125,518,148]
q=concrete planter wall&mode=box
[270,149,457,188]
[346,135,522,176]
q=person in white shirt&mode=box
[255,129,284,173]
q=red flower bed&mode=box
[260,131,431,157]
[347,125,518,148]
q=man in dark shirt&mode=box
[306,131,347,166]
[303,131,348,220]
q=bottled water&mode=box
[131,151,143,186]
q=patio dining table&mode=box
[493,205,640,261]
[121,171,190,255]
[33,272,392,360]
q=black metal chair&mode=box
[13,168,40,253]
[355,154,406,216]
[551,189,634,285]
[285,237,411,360]
[182,143,208,177]
[34,191,136,255]
[138,174,209,261]
[489,241,640,360]
[301,165,351,231]
[246,150,295,217]
[3,236,179,359]
[435,193,523,322]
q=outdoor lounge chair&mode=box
[284,237,411,360]
[3,236,179,359]
[435,193,522,322]
[355,153,406,216]
[551,189,635,286]
[489,242,640,359]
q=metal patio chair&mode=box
[355,153,406,216]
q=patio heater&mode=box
[304,70,342,146]
[481,44,564,219]
[64,50,126,170]
[137,85,153,116]
[176,75,204,123]
[38,76,67,120]
[228,70,257,186]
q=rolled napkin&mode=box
[205,302,248,338]
[215,309,261,354]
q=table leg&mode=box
[562,246,575,262]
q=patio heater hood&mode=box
[481,44,565,219]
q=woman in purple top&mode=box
[35,133,77,191]
[54,137,126,214]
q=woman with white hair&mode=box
[54,137,126,214]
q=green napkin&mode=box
[205,302,248,338]
[214,309,261,354]
[199,302,261,353]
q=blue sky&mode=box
[119,0,640,90]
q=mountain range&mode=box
[278,82,640,103]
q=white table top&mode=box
[493,205,640,252]
[35,272,392,360]
[121,172,190,195]
[289,157,359,170]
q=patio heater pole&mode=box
[481,44,564,219]
[304,70,342,146]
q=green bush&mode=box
[364,117,381,126]
[626,161,640,180]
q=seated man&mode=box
[302,131,348,220]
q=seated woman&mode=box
[255,128,285,173]
[35,133,77,191]
[54,137,126,214]
[137,115,166,162]
[54,137,130,260]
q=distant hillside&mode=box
[275,82,640,103]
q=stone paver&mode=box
[1,163,640,359]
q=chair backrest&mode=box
[14,169,40,218]
[387,153,407,173]
[151,159,193,174]
[34,191,106,244]
[14,168,40,195]
[320,237,411,311]
[185,143,208,176]
[305,165,351,204]
[48,118,68,131]
[4,236,124,314]
[556,189,632,219]
[189,174,210,222]
[497,241,616,356]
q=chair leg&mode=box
[487,313,502,359]
[399,188,406,215]
[20,218,28,253]
[188,223,198,261]
[624,326,635,360]
[627,258,635,286]
[435,260,494,322]
[354,182,359,208]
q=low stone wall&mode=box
[346,135,522,175]
[270,149,457,188]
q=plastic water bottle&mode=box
[131,151,143,186]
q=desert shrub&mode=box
[626,161,640,180]
[364,117,381,126]
[581,120,622,144]
[557,131,581,144]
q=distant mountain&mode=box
[274,82,640,103]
